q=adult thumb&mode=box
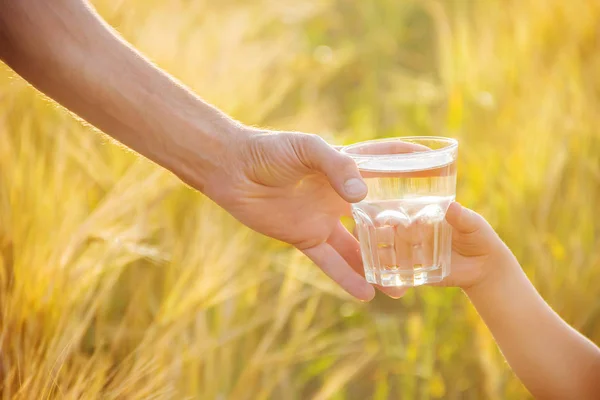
[291,134,367,203]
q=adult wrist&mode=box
[158,109,250,194]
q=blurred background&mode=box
[1,0,599,398]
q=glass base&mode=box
[365,265,448,287]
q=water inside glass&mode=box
[343,137,458,287]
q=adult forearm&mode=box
[0,0,242,191]
[466,255,600,399]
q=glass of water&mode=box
[342,137,458,287]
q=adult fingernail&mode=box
[386,287,407,299]
[344,178,367,197]
[359,285,376,302]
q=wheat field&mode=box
[1,0,599,398]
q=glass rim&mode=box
[340,136,458,160]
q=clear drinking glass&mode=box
[342,137,458,287]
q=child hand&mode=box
[436,202,516,291]
[439,203,600,399]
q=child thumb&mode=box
[445,202,484,234]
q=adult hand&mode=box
[181,129,406,301]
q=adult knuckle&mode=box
[302,133,325,149]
